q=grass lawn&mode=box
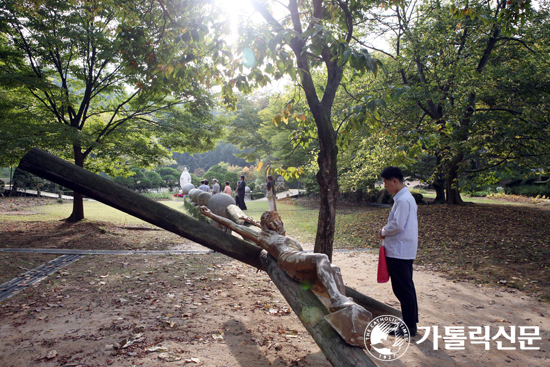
[0,198,190,224]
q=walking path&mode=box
[7,188,304,202]
[0,254,84,302]
[251,189,305,201]
[5,188,74,200]
[0,248,217,255]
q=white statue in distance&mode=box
[180,166,192,188]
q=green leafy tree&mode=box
[226,1,384,259]
[189,172,201,187]
[226,93,315,178]
[0,0,224,221]
[157,167,180,190]
[350,0,546,204]
[113,168,150,192]
[145,170,164,190]
[203,162,239,188]
[172,142,250,173]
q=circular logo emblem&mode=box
[364,315,410,361]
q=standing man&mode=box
[212,179,220,195]
[378,166,418,337]
[199,180,210,193]
[236,175,247,210]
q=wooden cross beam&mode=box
[19,148,399,367]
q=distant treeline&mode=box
[171,142,252,173]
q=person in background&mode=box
[265,175,277,211]
[212,179,220,195]
[378,166,419,337]
[224,181,232,195]
[199,180,210,193]
[236,175,247,210]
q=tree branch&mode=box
[496,37,536,53]
[351,36,395,59]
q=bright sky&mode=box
[214,0,255,40]
[212,0,295,94]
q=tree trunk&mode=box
[67,146,85,222]
[432,155,446,204]
[445,154,464,205]
[314,126,339,262]
[433,181,446,204]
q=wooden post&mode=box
[345,287,401,318]
[19,148,401,366]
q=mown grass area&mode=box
[0,198,190,224]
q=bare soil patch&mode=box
[0,254,330,367]
[1,252,548,367]
[0,197,549,366]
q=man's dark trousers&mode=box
[386,257,418,334]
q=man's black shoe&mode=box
[388,328,404,337]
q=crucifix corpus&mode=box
[200,206,372,346]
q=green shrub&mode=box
[378,189,392,204]
[468,191,490,197]
[367,188,381,203]
[157,167,180,190]
[508,184,550,198]
[141,192,173,200]
[410,188,428,195]
[411,193,424,204]
[183,197,210,223]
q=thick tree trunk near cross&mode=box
[247,0,362,260]
[314,118,340,261]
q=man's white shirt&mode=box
[381,187,418,260]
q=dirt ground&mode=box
[0,198,548,366]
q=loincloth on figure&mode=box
[277,251,327,294]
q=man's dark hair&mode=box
[381,166,404,182]
[240,175,245,179]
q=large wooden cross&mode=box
[20,148,401,367]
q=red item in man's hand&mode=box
[377,246,390,283]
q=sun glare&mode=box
[215,0,252,38]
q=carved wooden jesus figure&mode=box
[199,206,354,312]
